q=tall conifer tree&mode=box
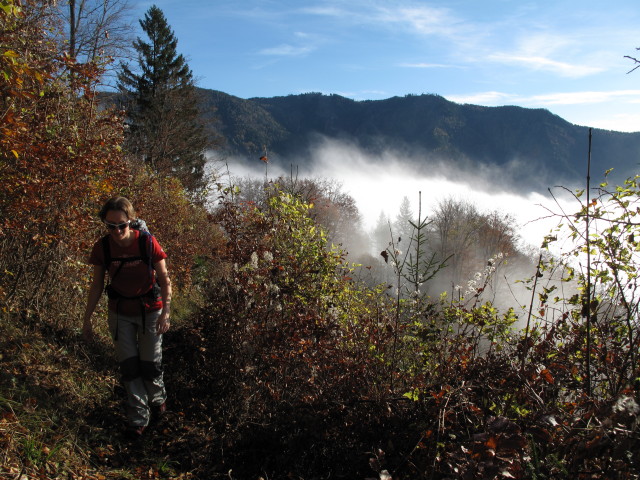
[372,211,391,254]
[393,196,415,248]
[118,5,208,191]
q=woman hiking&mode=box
[82,196,171,437]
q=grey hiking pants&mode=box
[108,310,166,427]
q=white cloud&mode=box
[528,90,640,106]
[444,89,640,131]
[258,44,314,57]
[591,113,640,132]
[446,90,640,108]
[302,2,468,40]
[399,62,457,69]
[299,6,345,17]
[380,6,461,37]
[337,89,388,99]
[445,91,518,105]
[299,2,611,81]
[488,53,604,78]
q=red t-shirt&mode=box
[89,230,168,315]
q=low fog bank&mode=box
[211,137,578,250]
[298,134,580,195]
[208,137,580,321]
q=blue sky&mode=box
[131,0,640,133]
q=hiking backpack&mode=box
[101,219,161,302]
[101,219,162,338]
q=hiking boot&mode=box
[151,401,167,419]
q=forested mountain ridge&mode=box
[197,89,640,189]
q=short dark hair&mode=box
[99,196,137,221]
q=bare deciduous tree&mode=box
[625,47,640,74]
[428,198,523,290]
[431,198,482,283]
[58,0,134,81]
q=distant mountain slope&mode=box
[198,89,640,189]
[197,89,289,156]
[109,88,640,191]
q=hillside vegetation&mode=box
[2,2,640,479]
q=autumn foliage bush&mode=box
[0,2,222,326]
[161,184,407,474]
[162,178,640,479]
[211,186,397,402]
[1,2,125,322]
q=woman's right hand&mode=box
[82,320,94,342]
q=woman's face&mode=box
[104,210,132,244]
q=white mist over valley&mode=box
[207,138,587,319]
[211,138,579,255]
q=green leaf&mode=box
[403,389,420,401]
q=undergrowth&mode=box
[4,183,639,479]
[2,305,639,479]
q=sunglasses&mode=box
[105,221,130,231]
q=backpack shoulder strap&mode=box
[138,230,153,266]
[101,235,112,267]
